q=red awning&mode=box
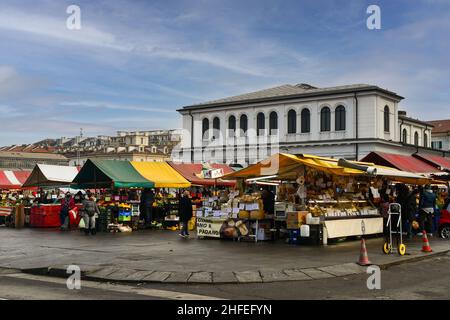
[0,170,31,189]
[167,162,235,187]
[360,152,442,174]
[413,154,450,172]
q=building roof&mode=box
[427,119,450,134]
[178,83,404,111]
[360,152,442,174]
[0,151,67,160]
[399,114,434,128]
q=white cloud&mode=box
[0,65,45,98]
[59,101,175,113]
[0,8,127,51]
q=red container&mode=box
[41,213,61,227]
[30,213,43,227]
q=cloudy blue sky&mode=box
[0,0,449,145]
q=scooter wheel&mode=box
[398,244,406,256]
[383,242,391,254]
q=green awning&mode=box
[72,159,154,189]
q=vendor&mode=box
[261,188,275,215]
[140,188,155,227]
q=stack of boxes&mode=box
[97,206,113,232]
[287,211,323,245]
[287,211,308,244]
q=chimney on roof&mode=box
[295,83,317,90]
[398,110,407,116]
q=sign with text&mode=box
[203,168,224,179]
[196,217,225,238]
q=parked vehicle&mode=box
[439,199,450,239]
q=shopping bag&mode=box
[78,217,86,229]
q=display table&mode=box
[324,216,383,239]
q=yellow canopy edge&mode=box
[222,153,431,185]
[131,162,191,188]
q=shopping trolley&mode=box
[383,203,407,256]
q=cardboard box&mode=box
[287,220,303,229]
[286,211,308,223]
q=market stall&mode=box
[22,164,79,188]
[167,162,236,227]
[72,159,154,231]
[20,164,81,228]
[73,160,197,232]
[130,161,191,228]
[214,153,432,245]
[0,170,30,190]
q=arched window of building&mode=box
[424,133,428,148]
[269,111,278,135]
[320,107,331,132]
[301,108,310,133]
[202,118,209,140]
[212,117,220,140]
[335,105,346,131]
[257,112,265,136]
[287,109,297,134]
[384,106,390,132]
[240,114,248,136]
[402,129,408,144]
[228,115,236,138]
[414,132,419,146]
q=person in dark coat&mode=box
[261,188,275,215]
[419,185,437,236]
[140,188,155,227]
[60,192,75,231]
[178,190,193,238]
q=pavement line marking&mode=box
[4,273,225,300]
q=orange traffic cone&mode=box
[357,238,371,266]
[421,231,433,253]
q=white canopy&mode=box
[22,164,79,187]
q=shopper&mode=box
[82,195,100,235]
[418,185,436,236]
[140,188,155,228]
[404,189,419,239]
[179,190,193,238]
[396,184,410,236]
[60,192,75,231]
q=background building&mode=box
[427,119,450,151]
[1,129,182,168]
[177,83,437,166]
[0,151,68,170]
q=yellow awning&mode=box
[130,162,191,188]
[222,153,364,180]
[222,153,431,185]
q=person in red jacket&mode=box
[60,192,75,231]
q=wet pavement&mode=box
[0,226,448,283]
